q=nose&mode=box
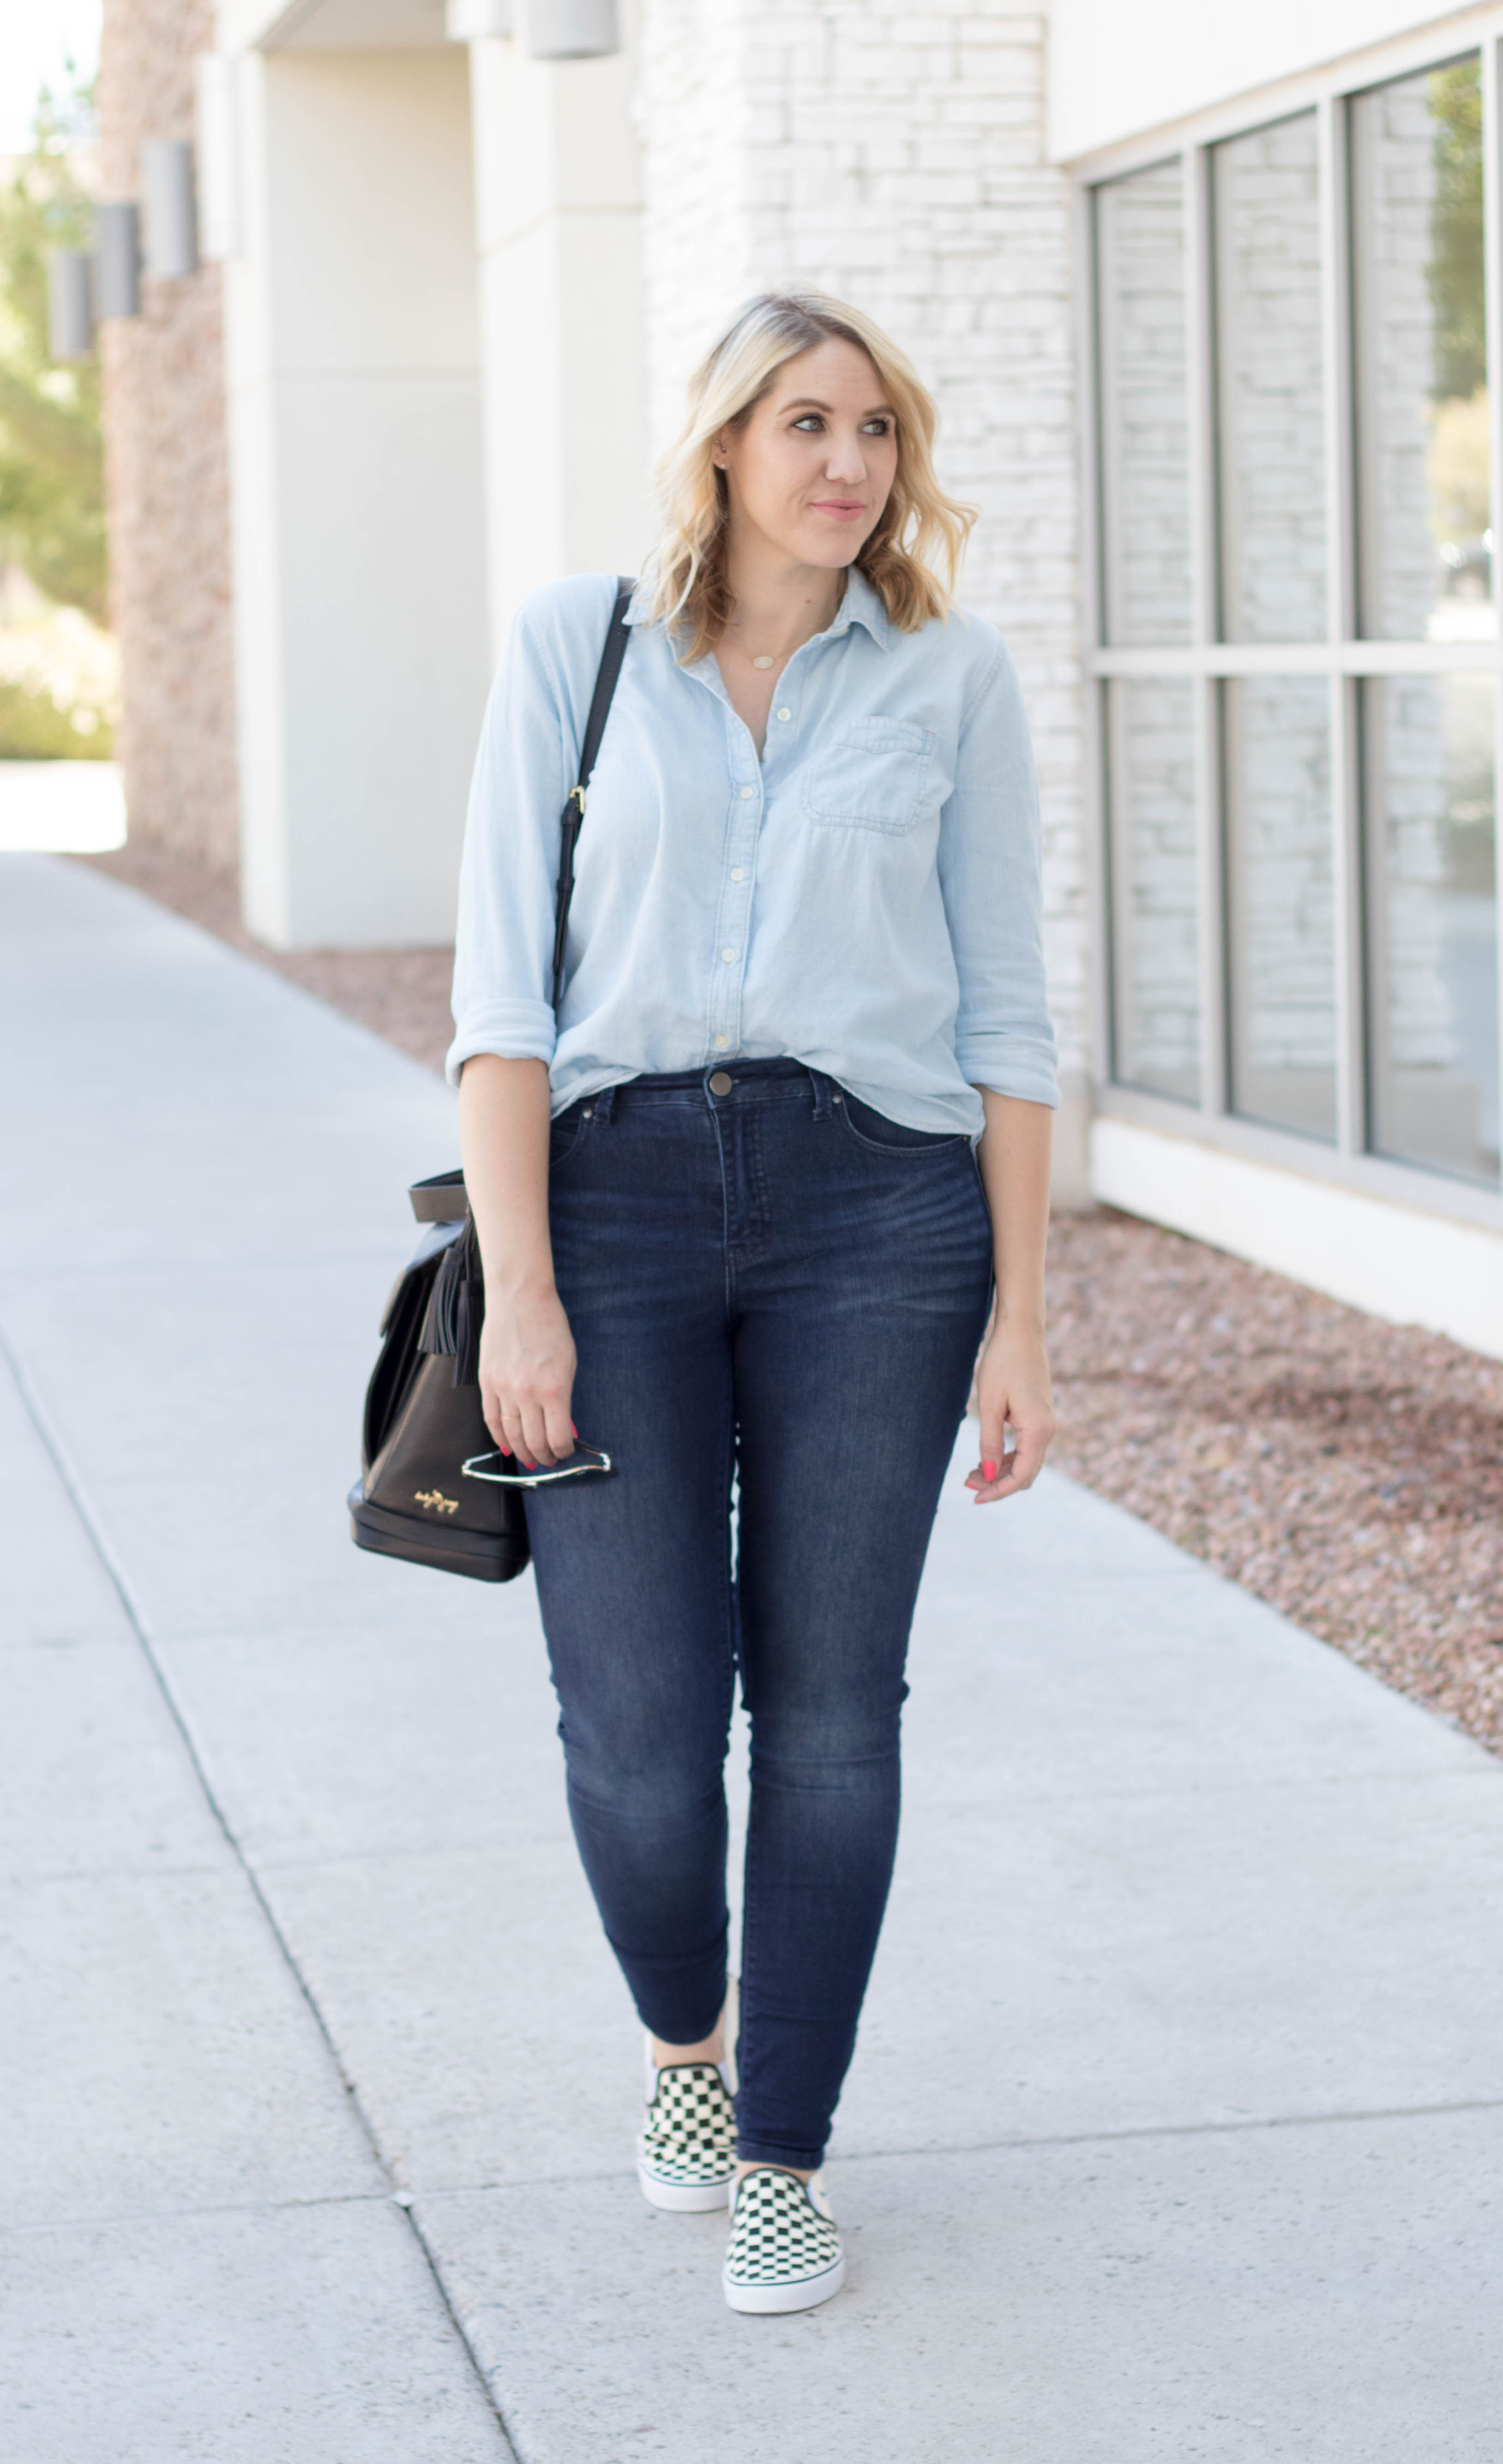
[822,426,867,485]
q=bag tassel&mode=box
[451,1273,483,1389]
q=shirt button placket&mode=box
[713,768,761,1060]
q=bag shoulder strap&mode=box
[552,576,635,1012]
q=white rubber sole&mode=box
[637,2159,733,2213]
[722,2254,846,2314]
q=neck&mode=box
[722,540,847,656]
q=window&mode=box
[1107,677,1200,1101]
[1089,49,1501,1194]
[1095,161,1193,646]
[1224,675,1336,1137]
[1212,113,1327,643]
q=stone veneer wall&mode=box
[637,0,1089,1165]
[98,0,238,873]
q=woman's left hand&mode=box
[965,1318,1056,1504]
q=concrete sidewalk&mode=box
[1,851,1499,2464]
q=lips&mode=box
[811,500,867,518]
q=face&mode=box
[714,337,899,571]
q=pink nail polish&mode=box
[982,1460,998,1481]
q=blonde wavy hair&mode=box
[645,292,975,662]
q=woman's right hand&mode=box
[460,1055,574,1469]
[478,1281,577,1470]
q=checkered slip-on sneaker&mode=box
[722,2166,846,2314]
[636,2051,737,2212]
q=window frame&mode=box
[1077,16,1503,1229]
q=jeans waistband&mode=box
[592,1060,832,1121]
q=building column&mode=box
[464,6,650,654]
[221,40,489,949]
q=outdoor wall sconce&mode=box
[46,142,201,360]
[528,0,619,54]
[446,0,512,33]
[48,249,94,360]
[445,0,619,53]
[142,140,199,280]
[94,200,142,320]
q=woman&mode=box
[449,292,1058,2315]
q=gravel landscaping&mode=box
[1047,1210,1503,1758]
[75,842,1503,1758]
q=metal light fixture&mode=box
[47,249,94,359]
[46,138,203,359]
[527,0,619,57]
[446,0,512,33]
[93,202,141,320]
[142,139,198,279]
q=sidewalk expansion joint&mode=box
[0,1320,525,2464]
[0,2188,406,2242]
[404,2093,1503,2200]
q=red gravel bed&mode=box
[72,845,1503,1756]
[1047,1209,1503,1758]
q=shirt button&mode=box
[739,785,755,800]
[777,707,791,722]
[730,866,745,881]
[715,1033,729,1049]
[721,947,736,963]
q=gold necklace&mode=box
[732,581,846,671]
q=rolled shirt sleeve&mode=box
[937,641,1060,1109]
[445,575,619,1087]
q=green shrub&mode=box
[0,675,112,758]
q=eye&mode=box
[791,413,825,432]
[862,417,894,437]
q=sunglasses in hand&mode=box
[462,1440,613,1490]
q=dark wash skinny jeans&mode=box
[524,1060,994,2170]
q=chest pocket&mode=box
[807,716,938,836]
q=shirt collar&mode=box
[826,564,891,649]
[624,565,891,651]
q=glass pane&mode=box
[1364,673,1498,1183]
[1108,677,1201,1101]
[1096,161,1193,646]
[1212,113,1327,641]
[1351,56,1494,642]
[1225,677,1336,1139]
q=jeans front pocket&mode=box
[835,1089,970,1158]
[548,1101,594,1175]
[808,716,937,835]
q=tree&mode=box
[0,71,108,623]
[1428,58,1485,407]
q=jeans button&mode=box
[709,1071,733,1097]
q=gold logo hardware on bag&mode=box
[414,1489,460,1515]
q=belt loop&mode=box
[806,1068,831,1121]
[593,1081,618,1125]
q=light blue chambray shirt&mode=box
[446,568,1058,1135]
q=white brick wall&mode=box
[637,0,1090,1098]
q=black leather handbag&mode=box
[348,578,635,1582]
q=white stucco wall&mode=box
[637,0,1091,1191]
[1048,0,1485,160]
[223,45,489,949]
[466,5,651,654]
